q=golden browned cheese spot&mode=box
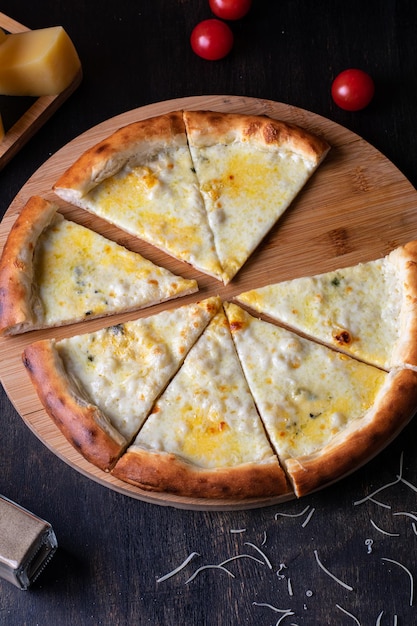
[229,319,244,333]
[148,279,159,286]
[332,328,352,346]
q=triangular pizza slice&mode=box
[183,110,329,283]
[0,196,198,335]
[22,297,221,471]
[225,302,417,497]
[53,111,225,281]
[113,306,290,499]
[235,242,417,371]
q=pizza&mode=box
[0,196,197,335]
[22,297,221,471]
[224,302,417,497]
[2,107,416,502]
[235,241,417,371]
[53,110,329,284]
[113,307,289,499]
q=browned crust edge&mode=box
[22,340,127,472]
[183,110,330,164]
[53,110,187,199]
[284,368,417,497]
[0,196,58,335]
[112,447,291,500]
[390,240,417,368]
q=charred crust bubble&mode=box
[332,328,352,346]
[22,355,34,373]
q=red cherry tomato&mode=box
[331,69,375,111]
[209,0,252,20]
[190,19,234,60]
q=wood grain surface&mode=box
[1,95,417,510]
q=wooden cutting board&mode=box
[1,95,417,510]
[0,12,82,170]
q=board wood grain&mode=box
[1,95,417,510]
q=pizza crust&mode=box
[183,110,330,164]
[53,111,187,202]
[0,196,57,335]
[112,447,290,499]
[389,240,417,368]
[22,340,127,471]
[284,368,417,497]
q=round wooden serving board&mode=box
[1,95,417,511]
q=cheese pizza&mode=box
[183,110,329,282]
[224,302,417,496]
[235,241,417,371]
[4,108,416,502]
[0,196,197,335]
[22,297,221,471]
[113,307,290,499]
[53,110,329,283]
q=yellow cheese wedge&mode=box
[0,26,81,96]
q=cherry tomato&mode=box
[331,69,375,112]
[209,0,252,20]
[190,19,234,61]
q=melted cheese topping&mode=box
[225,303,387,459]
[189,142,315,281]
[132,309,276,469]
[33,216,196,326]
[82,146,224,280]
[55,297,220,440]
[237,257,400,370]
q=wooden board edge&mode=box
[0,12,82,171]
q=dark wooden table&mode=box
[1,2,417,624]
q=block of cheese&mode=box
[0,26,81,96]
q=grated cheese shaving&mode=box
[275,505,310,520]
[365,539,373,553]
[185,564,235,584]
[252,602,292,613]
[335,604,361,625]
[393,511,417,522]
[245,542,272,569]
[381,557,414,606]
[314,550,354,591]
[370,519,399,537]
[301,507,316,528]
[354,453,405,507]
[156,551,200,583]
[219,554,264,567]
[375,611,384,626]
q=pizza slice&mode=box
[53,111,225,281]
[183,110,330,283]
[235,241,417,370]
[112,306,290,499]
[0,196,198,335]
[225,302,417,497]
[22,296,221,471]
